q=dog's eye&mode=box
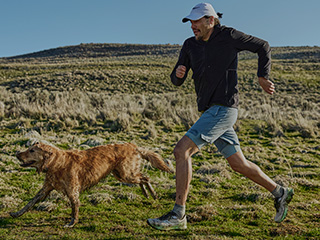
[30,149,35,153]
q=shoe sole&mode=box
[147,219,187,231]
[275,188,294,223]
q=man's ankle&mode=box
[271,185,284,198]
[172,203,185,219]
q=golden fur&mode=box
[10,142,173,227]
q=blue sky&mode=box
[1,0,319,57]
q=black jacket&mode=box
[170,24,271,111]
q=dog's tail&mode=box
[137,147,174,173]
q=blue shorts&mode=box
[185,105,241,158]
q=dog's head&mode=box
[16,142,53,173]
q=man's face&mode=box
[190,17,213,41]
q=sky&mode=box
[1,0,319,57]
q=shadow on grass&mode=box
[228,193,265,203]
[0,216,15,228]
[147,230,190,239]
[0,213,69,229]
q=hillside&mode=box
[1,44,319,94]
[2,43,181,61]
[2,43,320,61]
[0,43,319,239]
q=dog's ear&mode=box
[37,145,54,173]
[38,151,53,173]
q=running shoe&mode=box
[274,187,294,223]
[147,211,187,230]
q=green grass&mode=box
[1,122,319,239]
[0,45,319,239]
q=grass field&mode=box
[0,44,319,239]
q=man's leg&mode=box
[226,150,294,222]
[226,151,276,192]
[174,136,199,205]
[147,136,198,230]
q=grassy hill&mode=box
[0,43,319,239]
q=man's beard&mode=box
[195,35,203,41]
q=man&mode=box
[147,3,294,231]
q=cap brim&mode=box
[182,18,190,23]
[182,13,205,23]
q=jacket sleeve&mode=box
[230,29,271,79]
[170,41,191,86]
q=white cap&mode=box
[182,3,218,23]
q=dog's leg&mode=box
[139,175,157,199]
[64,188,80,228]
[145,182,157,200]
[10,186,52,218]
[139,183,149,199]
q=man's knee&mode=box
[227,152,258,174]
[173,136,198,160]
[229,159,249,173]
[173,144,189,160]
[173,145,183,159]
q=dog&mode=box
[10,142,174,227]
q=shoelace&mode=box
[159,211,178,220]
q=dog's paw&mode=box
[64,218,77,228]
[64,223,75,228]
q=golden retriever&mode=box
[10,142,173,227]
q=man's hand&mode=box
[176,65,186,79]
[259,77,275,95]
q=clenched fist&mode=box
[176,65,186,79]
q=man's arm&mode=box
[231,29,271,77]
[230,29,273,93]
[170,41,190,86]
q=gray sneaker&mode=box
[147,211,187,230]
[274,187,294,223]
